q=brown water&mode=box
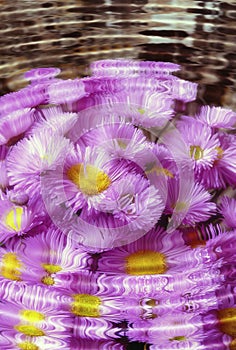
[0,0,236,111]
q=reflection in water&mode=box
[0,1,236,109]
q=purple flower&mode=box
[0,194,44,243]
[148,313,205,349]
[219,196,236,230]
[197,132,236,189]
[176,116,220,173]
[29,106,78,137]
[196,105,236,129]
[72,119,151,163]
[0,225,91,287]
[165,177,216,227]
[0,282,71,349]
[97,226,193,275]
[58,272,125,324]
[0,108,35,146]
[97,173,164,231]
[7,129,72,195]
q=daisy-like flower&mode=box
[29,106,78,137]
[60,271,124,327]
[96,226,194,276]
[0,108,36,146]
[0,225,92,288]
[202,286,236,348]
[196,105,236,129]
[44,144,135,216]
[219,196,236,229]
[97,173,164,232]
[7,129,73,195]
[47,78,86,105]
[147,313,205,349]
[0,282,71,349]
[165,177,216,229]
[0,194,44,243]
[73,118,151,163]
[0,84,48,117]
[175,116,220,173]
[110,88,174,129]
[197,132,236,189]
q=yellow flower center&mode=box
[137,108,145,115]
[71,293,101,317]
[145,163,174,178]
[15,324,45,337]
[117,140,127,149]
[42,263,62,274]
[215,146,224,159]
[189,145,204,161]
[125,250,167,275]
[170,336,187,341]
[20,310,45,323]
[218,307,236,337]
[66,163,111,196]
[0,252,22,281]
[41,275,55,285]
[5,207,24,231]
[17,342,39,350]
[174,201,188,212]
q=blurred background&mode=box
[0,0,236,110]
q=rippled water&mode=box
[0,0,236,110]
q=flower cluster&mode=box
[0,60,236,349]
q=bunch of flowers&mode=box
[0,59,236,349]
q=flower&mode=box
[148,313,205,349]
[219,196,236,229]
[97,226,193,275]
[60,271,125,324]
[97,173,164,231]
[0,108,35,146]
[196,132,236,189]
[0,225,91,288]
[72,118,151,163]
[165,177,216,228]
[29,106,78,137]
[0,194,44,243]
[0,282,71,349]
[7,129,72,196]
[176,116,220,173]
[196,105,236,129]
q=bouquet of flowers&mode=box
[0,59,236,349]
